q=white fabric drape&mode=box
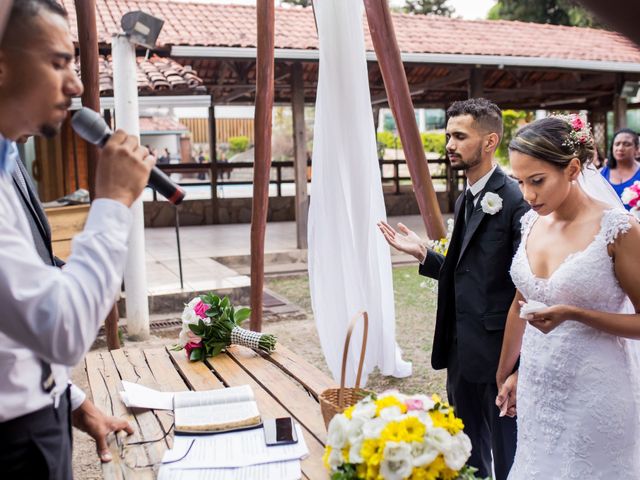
[308,0,411,386]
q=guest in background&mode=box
[601,128,640,208]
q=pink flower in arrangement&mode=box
[405,398,425,411]
[194,301,210,319]
[571,116,584,130]
[185,341,202,357]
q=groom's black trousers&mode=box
[447,346,517,480]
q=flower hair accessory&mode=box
[555,113,594,153]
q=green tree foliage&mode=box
[228,136,250,155]
[488,0,603,28]
[496,110,531,164]
[403,0,455,17]
[279,0,312,7]
[421,132,446,155]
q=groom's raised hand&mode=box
[377,221,427,262]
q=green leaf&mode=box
[189,323,204,336]
[189,348,203,361]
[169,344,184,351]
[221,296,230,309]
[234,307,251,324]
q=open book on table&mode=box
[173,384,261,434]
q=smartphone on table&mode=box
[263,417,298,446]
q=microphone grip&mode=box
[149,167,186,205]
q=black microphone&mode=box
[71,107,186,205]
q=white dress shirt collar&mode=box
[467,164,497,198]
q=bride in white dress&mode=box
[495,115,640,479]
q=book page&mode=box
[174,401,260,432]
[158,460,301,480]
[174,385,254,409]
[161,424,308,468]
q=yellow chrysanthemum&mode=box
[380,421,405,442]
[431,394,442,404]
[429,409,464,435]
[343,405,355,420]
[365,463,380,480]
[441,467,459,480]
[375,395,407,416]
[410,467,430,480]
[322,446,332,469]
[424,455,447,480]
[356,463,368,479]
[402,416,427,442]
[361,439,384,466]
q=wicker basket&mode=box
[319,311,373,429]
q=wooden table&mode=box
[85,344,336,479]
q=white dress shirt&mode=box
[466,164,497,206]
[0,136,133,421]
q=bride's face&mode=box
[510,151,575,215]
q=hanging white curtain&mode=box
[308,0,412,387]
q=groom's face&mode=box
[445,115,483,171]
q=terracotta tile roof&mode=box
[74,54,204,95]
[139,116,188,133]
[60,0,640,64]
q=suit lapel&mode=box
[12,158,52,245]
[457,166,507,266]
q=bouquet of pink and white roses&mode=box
[175,293,276,361]
[324,391,480,480]
[621,181,640,218]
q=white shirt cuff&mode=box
[69,383,87,411]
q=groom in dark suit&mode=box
[379,98,528,479]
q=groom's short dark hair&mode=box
[447,98,503,140]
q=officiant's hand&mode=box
[377,221,427,262]
[527,305,574,334]
[72,399,134,462]
[496,371,518,418]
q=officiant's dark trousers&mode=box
[0,387,73,480]
[447,346,517,480]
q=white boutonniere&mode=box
[480,192,503,215]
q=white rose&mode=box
[380,442,414,480]
[346,416,366,445]
[411,440,439,467]
[327,446,344,470]
[181,307,199,326]
[379,405,403,422]
[187,297,201,308]
[348,439,364,463]
[425,426,452,454]
[406,409,432,427]
[621,187,637,206]
[178,326,191,347]
[362,418,387,439]
[327,414,349,449]
[352,399,377,420]
[443,432,472,471]
[480,192,503,215]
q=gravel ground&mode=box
[71,265,444,478]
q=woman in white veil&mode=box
[495,114,640,479]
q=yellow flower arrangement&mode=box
[324,391,481,480]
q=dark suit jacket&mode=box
[420,166,529,383]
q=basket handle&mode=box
[338,311,368,408]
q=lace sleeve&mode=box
[520,209,537,237]
[602,209,634,244]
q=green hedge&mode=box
[228,135,250,154]
[421,132,446,155]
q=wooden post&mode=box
[250,0,275,331]
[291,62,308,249]
[208,103,219,224]
[75,0,120,349]
[363,0,445,240]
[614,96,628,130]
[468,68,484,98]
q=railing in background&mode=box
[154,158,464,208]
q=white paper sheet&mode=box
[157,460,302,480]
[119,381,175,410]
[161,424,308,469]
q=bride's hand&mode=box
[527,305,574,334]
[496,371,518,418]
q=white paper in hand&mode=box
[520,300,549,318]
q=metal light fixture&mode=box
[121,11,164,49]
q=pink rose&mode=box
[630,197,640,208]
[185,341,202,358]
[193,301,210,319]
[571,116,584,130]
[405,398,424,411]
[187,330,202,344]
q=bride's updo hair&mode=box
[509,116,594,169]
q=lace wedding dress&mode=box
[508,208,640,479]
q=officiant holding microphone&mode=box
[0,1,155,477]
